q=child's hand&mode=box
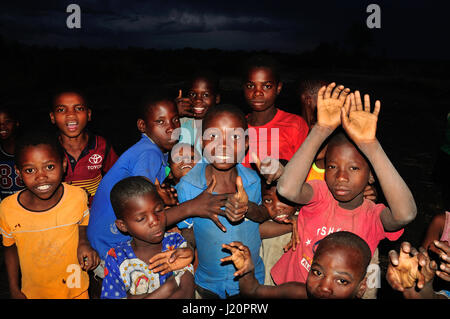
[225,176,249,223]
[190,175,228,232]
[221,242,254,277]
[155,178,178,206]
[363,184,378,202]
[341,91,380,145]
[148,247,194,275]
[387,242,422,290]
[77,243,100,272]
[433,240,450,282]
[175,89,194,117]
[252,152,284,185]
[283,215,300,252]
[316,82,351,131]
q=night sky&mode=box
[1,0,448,59]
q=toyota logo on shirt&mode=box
[88,154,103,170]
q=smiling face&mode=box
[306,243,367,299]
[115,192,166,244]
[188,78,220,119]
[50,92,91,138]
[243,67,282,112]
[138,100,180,153]
[169,144,199,183]
[202,111,248,171]
[0,111,19,141]
[262,184,297,223]
[15,144,66,206]
[325,141,371,209]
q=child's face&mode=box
[115,192,166,244]
[0,112,18,141]
[138,100,180,153]
[170,145,198,182]
[262,185,297,223]
[15,144,66,201]
[243,67,282,112]
[50,92,91,138]
[203,112,248,171]
[325,142,370,209]
[306,244,367,299]
[188,78,220,119]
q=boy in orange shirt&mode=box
[0,129,99,299]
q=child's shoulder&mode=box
[276,109,308,128]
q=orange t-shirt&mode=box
[0,183,90,299]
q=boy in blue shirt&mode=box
[175,104,269,299]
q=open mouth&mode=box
[180,164,193,170]
[35,184,52,192]
[66,121,79,131]
[193,107,206,114]
[273,214,289,222]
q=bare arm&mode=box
[4,244,26,299]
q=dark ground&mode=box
[0,42,449,299]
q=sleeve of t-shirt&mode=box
[77,188,90,226]
[132,149,166,184]
[101,250,127,299]
[304,179,329,208]
[292,116,309,153]
[102,144,119,175]
[0,204,14,247]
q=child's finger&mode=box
[354,91,362,111]
[364,94,371,112]
[331,84,343,99]
[349,93,356,113]
[373,100,381,117]
[178,89,182,98]
[338,87,351,102]
[388,249,400,266]
[324,82,336,98]
[317,85,327,104]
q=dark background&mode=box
[0,1,449,299]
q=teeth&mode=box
[214,155,231,160]
[36,185,51,191]
[274,214,288,220]
[181,165,193,169]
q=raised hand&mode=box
[252,152,284,185]
[341,91,380,145]
[316,82,351,131]
[387,242,422,290]
[155,178,178,206]
[175,89,194,117]
[221,242,254,277]
[433,240,450,282]
[225,176,249,223]
[148,247,194,275]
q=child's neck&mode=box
[205,164,238,194]
[19,184,64,212]
[131,238,163,263]
[0,138,15,155]
[338,193,365,210]
[248,105,277,126]
[58,131,89,160]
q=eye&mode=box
[327,165,336,169]
[188,92,196,98]
[264,84,273,89]
[136,216,145,222]
[24,168,35,174]
[337,278,350,285]
[350,166,360,171]
[202,92,210,98]
[46,164,55,170]
[156,119,164,125]
[173,117,180,123]
[264,198,272,204]
[246,83,254,89]
[75,106,86,112]
[231,134,241,140]
[311,269,322,277]
[55,107,65,113]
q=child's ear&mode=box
[14,165,21,179]
[115,219,128,234]
[87,108,92,122]
[276,82,283,95]
[356,277,367,299]
[49,112,56,124]
[137,119,146,133]
[368,171,375,185]
[215,94,221,105]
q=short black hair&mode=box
[297,79,328,97]
[49,88,90,112]
[110,176,161,220]
[316,231,372,279]
[188,69,220,95]
[15,128,65,169]
[202,104,248,132]
[137,89,176,120]
[242,54,282,83]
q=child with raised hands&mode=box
[386,241,449,298]
[271,83,417,286]
[221,231,372,299]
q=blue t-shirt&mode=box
[176,161,264,298]
[101,232,193,299]
[87,134,168,259]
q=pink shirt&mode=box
[271,179,404,285]
[440,211,450,243]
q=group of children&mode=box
[0,54,448,299]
